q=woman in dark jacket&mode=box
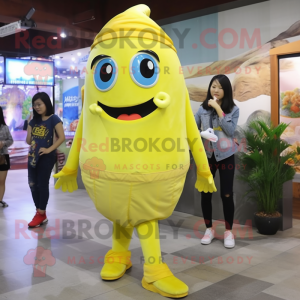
[0,106,14,207]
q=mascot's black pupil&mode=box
[100,63,113,82]
[140,59,155,78]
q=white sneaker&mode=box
[224,231,235,248]
[201,228,215,245]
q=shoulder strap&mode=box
[0,126,7,153]
[209,113,213,129]
[3,126,8,140]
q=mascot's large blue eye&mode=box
[93,58,118,91]
[130,54,159,88]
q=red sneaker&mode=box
[28,212,48,228]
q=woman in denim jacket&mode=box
[194,74,239,248]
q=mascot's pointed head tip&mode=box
[91,4,176,52]
[125,4,151,17]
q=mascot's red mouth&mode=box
[117,114,142,120]
[97,98,157,121]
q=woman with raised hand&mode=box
[194,74,240,248]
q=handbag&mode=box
[0,154,7,165]
[0,128,8,165]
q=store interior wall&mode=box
[167,0,300,221]
[1,0,300,221]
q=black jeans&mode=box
[28,153,56,211]
[201,153,235,230]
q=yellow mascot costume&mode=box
[54,4,216,298]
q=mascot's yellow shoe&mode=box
[142,263,188,298]
[100,250,132,280]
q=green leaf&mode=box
[237,118,296,214]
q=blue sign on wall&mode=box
[63,86,79,136]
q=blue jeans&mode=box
[28,153,56,210]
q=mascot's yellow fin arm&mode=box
[185,88,211,179]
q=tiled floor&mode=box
[1,169,300,300]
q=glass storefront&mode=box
[279,55,300,175]
[0,48,89,169]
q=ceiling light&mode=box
[60,32,66,38]
[0,21,22,38]
[77,52,81,56]
[71,57,75,61]
[56,61,60,66]
[53,37,58,40]
[67,76,71,79]
[0,7,35,38]
[74,76,77,78]
[55,55,59,59]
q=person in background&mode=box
[194,74,239,248]
[26,92,65,227]
[0,106,14,207]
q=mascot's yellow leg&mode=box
[136,220,189,298]
[101,222,133,280]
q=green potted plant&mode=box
[237,119,300,235]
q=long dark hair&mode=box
[0,106,6,126]
[202,74,235,114]
[32,92,53,119]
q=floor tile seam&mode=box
[239,270,299,287]
[80,281,143,299]
[191,265,237,276]
[262,282,300,294]
[182,268,237,282]
[0,265,33,278]
[255,292,286,300]
[235,264,279,279]
[169,252,242,264]
[240,260,298,272]
[1,281,84,299]
[211,274,274,292]
[282,243,300,253]
[262,251,300,266]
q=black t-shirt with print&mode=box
[28,114,62,168]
